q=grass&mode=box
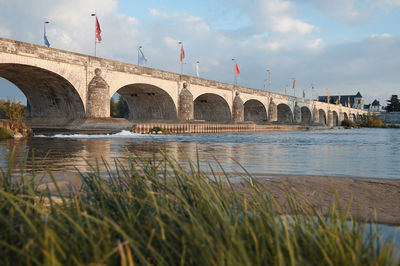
[0,148,397,265]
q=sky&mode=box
[0,0,399,105]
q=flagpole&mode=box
[138,46,141,65]
[232,59,237,85]
[91,14,96,56]
[267,69,270,90]
[43,21,49,47]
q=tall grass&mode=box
[0,148,396,265]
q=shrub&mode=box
[356,113,387,128]
[0,127,10,139]
[341,119,355,128]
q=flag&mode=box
[44,29,50,48]
[138,48,147,65]
[96,17,102,42]
[268,71,271,84]
[327,90,330,103]
[292,79,295,89]
[348,96,351,107]
[180,44,185,62]
[195,62,200,77]
[234,61,240,75]
[338,95,341,105]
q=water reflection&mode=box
[0,128,399,179]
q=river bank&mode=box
[36,170,400,225]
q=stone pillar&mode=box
[87,68,110,118]
[232,92,244,123]
[178,83,194,122]
[327,110,333,127]
[339,111,344,125]
[268,98,277,122]
[293,102,301,124]
[312,107,319,125]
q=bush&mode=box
[341,119,355,128]
[356,113,387,128]
[0,127,10,139]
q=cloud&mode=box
[0,0,399,105]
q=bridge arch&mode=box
[277,103,293,124]
[194,93,231,122]
[244,99,267,124]
[116,83,178,122]
[0,63,85,123]
[343,112,349,120]
[318,109,326,125]
[300,106,312,125]
[332,111,339,126]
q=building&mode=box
[364,99,383,113]
[318,92,363,109]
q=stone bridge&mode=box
[0,38,367,128]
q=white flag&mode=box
[195,62,200,77]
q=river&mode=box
[0,128,399,179]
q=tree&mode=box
[386,95,400,112]
[110,97,118,117]
[116,95,126,118]
[0,99,29,133]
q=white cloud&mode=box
[303,38,325,52]
[0,0,399,105]
[271,17,314,35]
[149,8,169,19]
[164,36,179,48]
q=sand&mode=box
[246,173,400,225]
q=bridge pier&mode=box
[312,107,319,125]
[268,99,277,122]
[232,92,244,123]
[293,102,301,124]
[87,68,110,118]
[179,83,194,121]
[339,111,344,125]
[327,110,333,127]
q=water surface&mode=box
[0,128,398,179]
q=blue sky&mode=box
[0,0,400,105]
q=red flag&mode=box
[180,44,185,62]
[292,79,295,89]
[234,61,240,75]
[96,17,102,42]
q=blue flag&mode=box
[138,48,147,65]
[44,30,50,47]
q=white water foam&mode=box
[34,130,167,139]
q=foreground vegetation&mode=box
[0,150,397,265]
